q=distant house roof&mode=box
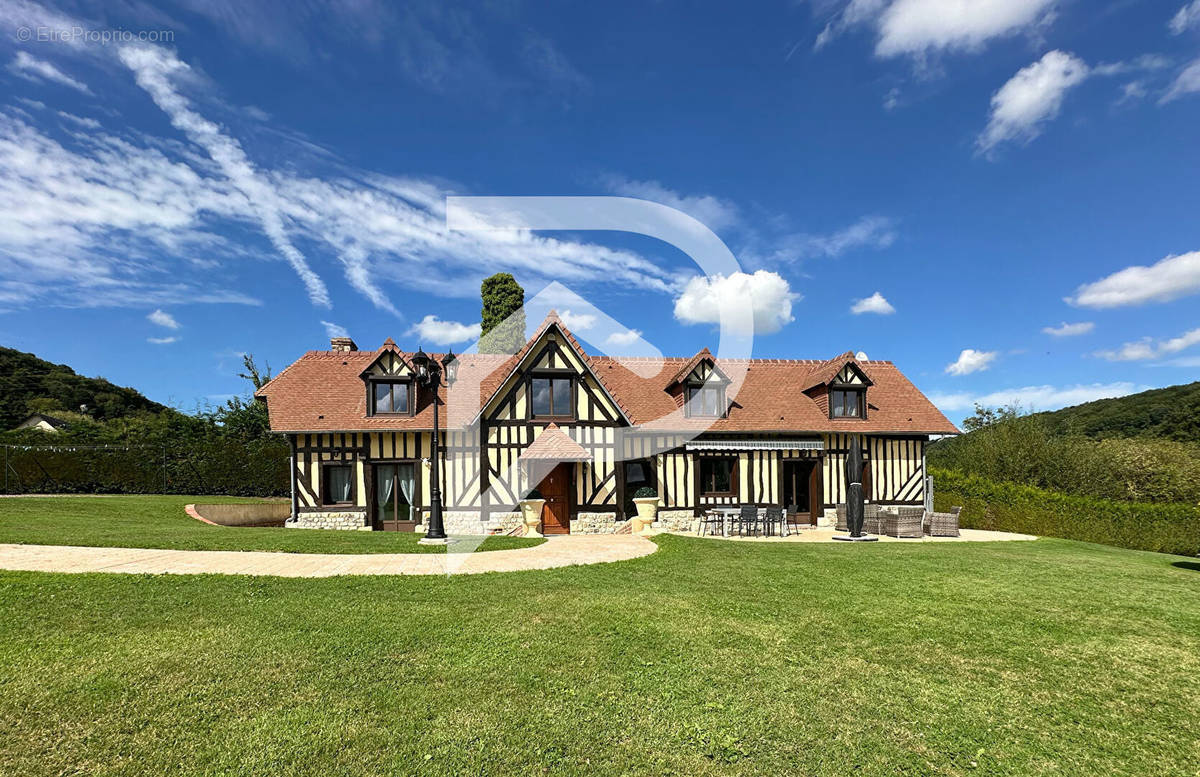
[15,413,69,432]
[256,312,959,436]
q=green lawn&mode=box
[1,535,1198,775]
[0,495,543,554]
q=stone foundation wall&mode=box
[289,510,369,530]
[655,509,698,533]
[572,512,625,534]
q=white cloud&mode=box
[673,270,797,335]
[1170,1,1200,34]
[1095,327,1200,362]
[407,315,482,346]
[1068,251,1200,308]
[600,175,739,232]
[1042,321,1094,337]
[7,51,91,94]
[743,215,897,266]
[147,309,180,329]
[978,51,1089,154]
[604,328,643,347]
[558,309,597,331]
[56,111,101,129]
[1160,57,1200,104]
[321,320,349,339]
[147,336,179,345]
[850,291,895,315]
[945,348,997,375]
[929,382,1146,413]
[119,44,333,309]
[817,0,1057,58]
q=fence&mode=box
[2,438,289,497]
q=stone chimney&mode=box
[330,336,358,352]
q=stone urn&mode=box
[631,493,660,535]
[519,498,546,538]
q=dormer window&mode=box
[530,375,574,419]
[686,385,726,418]
[371,380,411,415]
[830,388,865,419]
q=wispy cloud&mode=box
[7,51,91,94]
[741,215,898,267]
[929,382,1147,413]
[1042,321,1094,337]
[978,51,1089,155]
[1095,327,1200,362]
[1068,251,1200,308]
[945,349,997,376]
[321,320,349,339]
[147,335,179,345]
[1170,1,1200,34]
[599,175,740,232]
[1160,57,1200,104]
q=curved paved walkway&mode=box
[0,535,657,577]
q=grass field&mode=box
[1,532,1198,775]
[0,495,543,554]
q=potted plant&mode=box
[519,488,545,538]
[631,486,660,535]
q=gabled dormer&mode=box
[666,348,731,419]
[803,352,875,420]
[360,338,416,417]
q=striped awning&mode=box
[685,440,824,452]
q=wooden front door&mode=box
[374,463,417,531]
[538,463,571,535]
[782,460,821,526]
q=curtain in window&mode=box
[327,465,352,502]
[379,467,394,507]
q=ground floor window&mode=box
[322,463,354,504]
[699,457,736,496]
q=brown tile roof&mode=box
[519,423,591,461]
[257,314,959,436]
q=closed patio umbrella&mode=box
[845,436,865,537]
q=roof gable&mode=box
[359,338,413,378]
[803,352,875,391]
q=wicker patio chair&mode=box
[863,503,884,535]
[737,504,759,536]
[883,506,925,538]
[926,506,962,537]
[835,504,848,532]
[763,506,784,537]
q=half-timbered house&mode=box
[255,312,959,534]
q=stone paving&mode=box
[0,534,658,578]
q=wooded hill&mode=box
[0,346,171,430]
[1030,381,1200,443]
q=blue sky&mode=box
[0,0,1197,423]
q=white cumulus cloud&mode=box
[1095,327,1200,362]
[850,291,895,315]
[978,50,1090,154]
[604,328,644,348]
[673,270,797,335]
[558,309,597,331]
[408,315,482,346]
[945,348,997,376]
[1042,321,1094,337]
[817,0,1058,59]
[1068,251,1200,308]
[147,309,180,329]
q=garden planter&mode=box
[631,496,660,535]
[519,499,546,538]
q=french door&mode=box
[374,463,417,531]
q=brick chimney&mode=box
[330,336,357,352]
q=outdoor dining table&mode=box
[705,507,788,538]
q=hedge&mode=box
[931,467,1200,557]
[1,437,289,497]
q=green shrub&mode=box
[633,486,657,499]
[932,467,1200,557]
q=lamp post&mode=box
[412,347,458,545]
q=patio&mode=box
[665,526,1038,543]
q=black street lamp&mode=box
[412,347,458,545]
